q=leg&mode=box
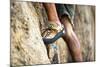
[61,16,83,62]
[56,4,83,62]
[43,3,61,25]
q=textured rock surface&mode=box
[11,1,95,66]
[74,5,95,61]
[11,2,50,66]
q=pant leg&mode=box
[64,4,75,21]
[55,4,75,26]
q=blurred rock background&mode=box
[11,1,95,66]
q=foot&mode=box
[42,21,65,44]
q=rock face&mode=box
[11,1,95,66]
[11,2,50,66]
[74,5,95,61]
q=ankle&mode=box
[48,21,64,32]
